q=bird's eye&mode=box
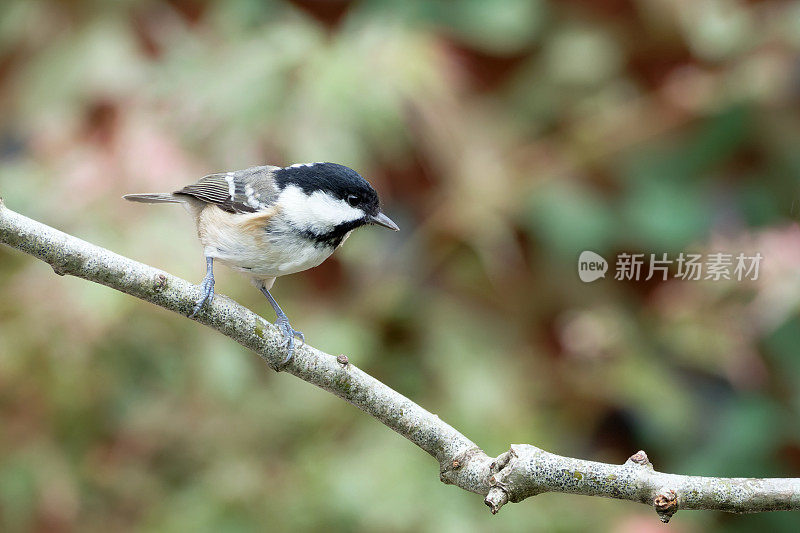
[346,194,360,207]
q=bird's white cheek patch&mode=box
[278,185,364,233]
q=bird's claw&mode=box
[189,277,215,318]
[275,316,304,365]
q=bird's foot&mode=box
[275,315,304,365]
[189,276,215,318]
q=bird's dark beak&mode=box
[370,212,400,231]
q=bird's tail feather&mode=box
[123,193,181,204]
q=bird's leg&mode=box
[259,284,304,365]
[189,256,215,318]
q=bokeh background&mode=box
[1,0,800,531]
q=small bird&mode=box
[124,162,399,364]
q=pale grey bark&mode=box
[1,198,799,521]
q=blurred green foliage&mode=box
[1,0,800,531]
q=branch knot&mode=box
[654,488,678,523]
[625,450,653,469]
[153,273,168,292]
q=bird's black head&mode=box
[274,162,382,217]
[274,162,399,246]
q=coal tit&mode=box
[124,162,399,364]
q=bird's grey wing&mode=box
[174,165,281,214]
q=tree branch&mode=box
[1,198,798,522]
